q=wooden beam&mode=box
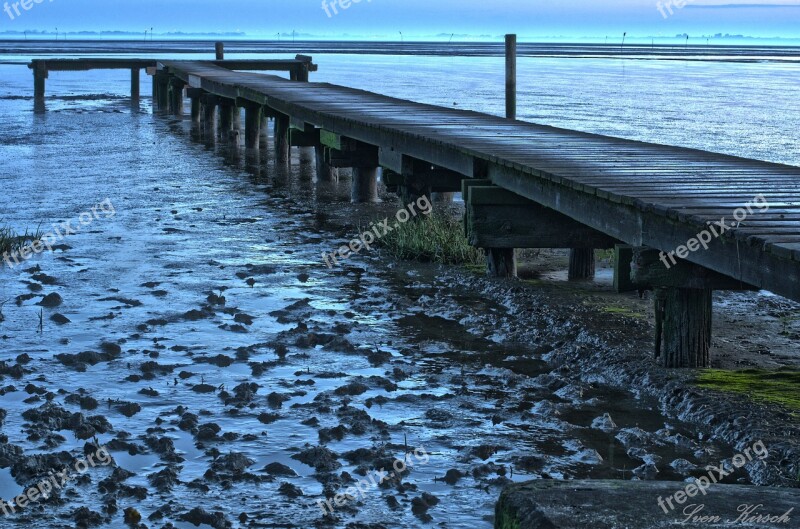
[466,186,619,249]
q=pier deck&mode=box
[160,60,800,299]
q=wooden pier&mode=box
[29,56,800,369]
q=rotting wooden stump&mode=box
[631,247,756,368]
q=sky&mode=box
[1,0,800,39]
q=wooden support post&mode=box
[131,68,140,103]
[487,248,517,278]
[232,106,242,131]
[629,248,751,368]
[351,167,380,203]
[613,244,636,292]
[215,42,225,60]
[169,81,185,115]
[202,95,217,135]
[569,249,596,280]
[274,114,290,162]
[315,145,338,182]
[657,287,712,368]
[245,105,261,149]
[505,34,517,120]
[155,72,170,111]
[190,97,201,124]
[33,61,47,102]
[295,55,312,82]
[219,101,234,133]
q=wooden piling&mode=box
[274,114,290,162]
[219,101,234,133]
[245,105,261,149]
[568,249,596,280]
[314,145,338,182]
[33,61,47,102]
[215,42,225,60]
[131,68,140,103]
[155,71,170,111]
[505,34,517,120]
[487,248,517,278]
[351,167,380,203]
[191,97,201,124]
[658,287,712,368]
[202,95,217,135]
[169,80,185,115]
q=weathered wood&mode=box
[613,244,637,293]
[152,61,800,307]
[466,186,619,249]
[245,105,261,149]
[215,42,225,60]
[568,249,596,280]
[218,99,235,133]
[315,145,338,182]
[487,248,517,278]
[505,34,517,120]
[169,80,185,115]
[131,68,140,102]
[201,94,217,135]
[351,167,380,203]
[154,71,170,111]
[33,62,47,101]
[631,248,757,291]
[658,286,712,368]
[190,97,201,124]
[274,114,291,162]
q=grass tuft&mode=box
[0,223,45,263]
[371,213,484,266]
[695,368,800,412]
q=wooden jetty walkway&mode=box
[28,56,800,369]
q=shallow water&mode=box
[0,44,795,528]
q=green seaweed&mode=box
[695,368,800,412]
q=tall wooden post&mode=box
[219,100,234,133]
[245,105,262,149]
[131,68,140,103]
[215,42,225,60]
[505,34,517,120]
